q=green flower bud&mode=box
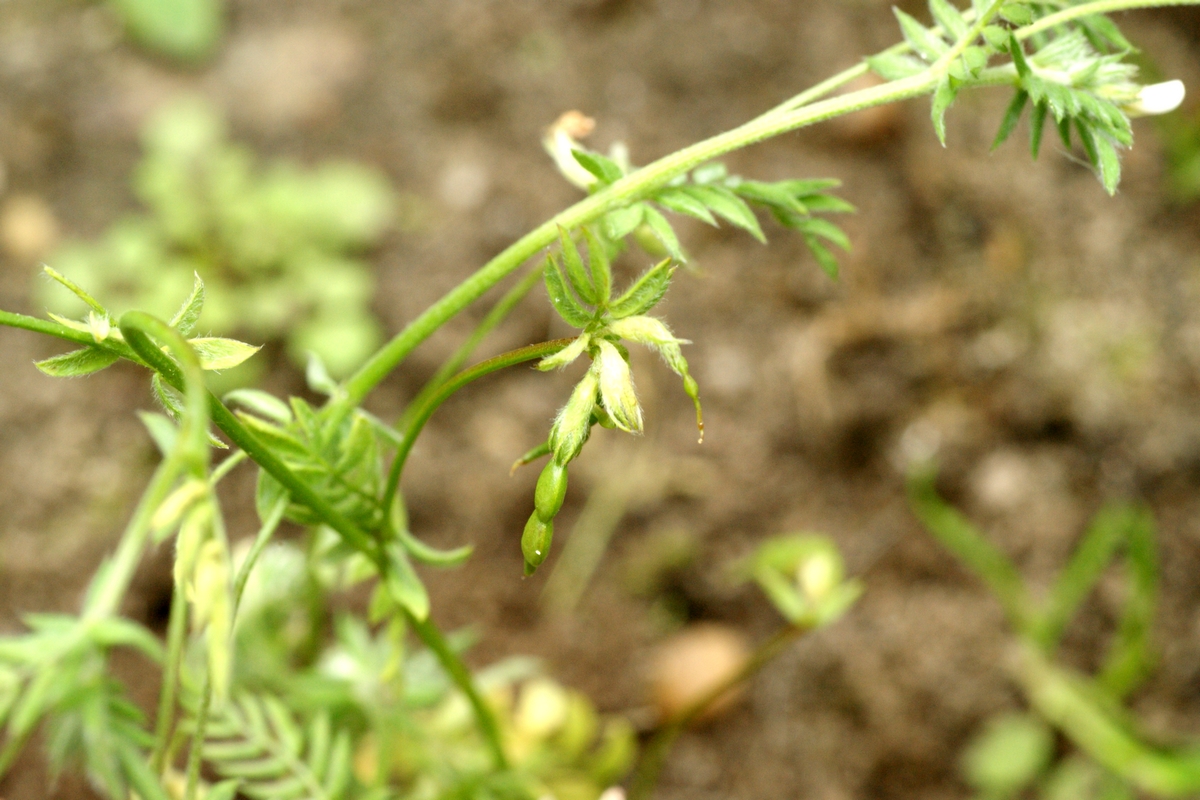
[595,340,642,434]
[522,513,554,575]
[538,334,589,372]
[608,315,702,442]
[550,367,598,465]
[535,462,568,521]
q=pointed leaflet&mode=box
[571,149,623,185]
[653,187,717,225]
[640,206,686,262]
[685,185,766,242]
[170,272,206,336]
[731,181,808,215]
[224,389,293,425]
[189,337,261,371]
[894,8,949,62]
[397,525,473,567]
[35,347,119,377]
[931,76,959,146]
[1095,135,1122,196]
[992,90,1029,150]
[797,217,851,251]
[604,203,646,240]
[928,0,967,40]
[868,52,927,81]
[558,226,598,305]
[543,254,594,328]
[582,227,613,305]
[138,411,179,456]
[384,543,430,620]
[804,235,841,280]
[610,259,674,319]
[1030,101,1048,158]
[43,266,107,315]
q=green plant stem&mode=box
[407,612,510,770]
[380,339,572,521]
[232,495,289,610]
[0,309,132,355]
[628,623,810,800]
[184,678,212,800]
[341,74,937,407]
[152,581,189,774]
[399,263,546,433]
[1016,645,1200,795]
[1018,0,1200,39]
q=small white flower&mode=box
[1124,80,1186,117]
[543,110,599,190]
[537,334,589,371]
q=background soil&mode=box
[3,1,1200,798]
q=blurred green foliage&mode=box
[108,0,224,62]
[215,536,634,800]
[1161,109,1200,203]
[43,98,394,378]
[908,469,1200,800]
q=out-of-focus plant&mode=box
[910,468,1200,799]
[1160,108,1200,202]
[106,0,225,63]
[0,0,1194,797]
[43,98,394,378]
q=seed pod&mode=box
[535,462,568,521]
[522,513,554,575]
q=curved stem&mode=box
[408,612,510,770]
[1018,0,1200,39]
[381,339,572,524]
[399,263,546,434]
[628,623,810,800]
[341,72,938,407]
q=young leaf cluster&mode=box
[580,153,853,279]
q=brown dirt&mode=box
[3,1,1200,798]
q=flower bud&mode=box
[543,111,598,190]
[596,340,643,434]
[798,550,841,605]
[608,316,702,441]
[522,513,554,574]
[549,368,598,465]
[538,334,589,372]
[1124,80,1185,117]
[534,462,568,521]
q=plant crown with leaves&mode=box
[0,0,1193,797]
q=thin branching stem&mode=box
[399,263,547,434]
[381,339,573,521]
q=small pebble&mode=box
[648,623,750,723]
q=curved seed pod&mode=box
[535,462,568,521]
[522,513,554,575]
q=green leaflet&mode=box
[35,347,120,378]
[683,184,765,242]
[169,272,205,337]
[544,254,594,328]
[558,226,598,305]
[653,187,717,225]
[571,149,623,185]
[189,337,261,371]
[609,259,674,319]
